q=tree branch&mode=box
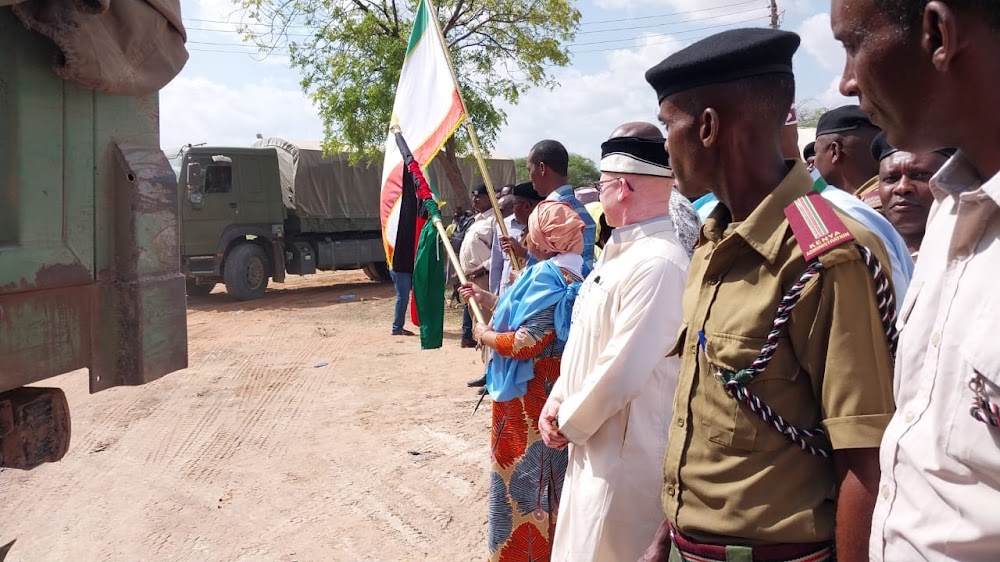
[443,0,466,35]
[350,0,396,35]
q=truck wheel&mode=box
[363,262,392,283]
[224,243,270,301]
[186,278,216,297]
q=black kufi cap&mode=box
[600,137,671,177]
[645,28,800,102]
[872,131,958,162]
[817,105,877,137]
[511,181,543,202]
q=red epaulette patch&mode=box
[783,192,856,261]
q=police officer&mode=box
[641,28,896,562]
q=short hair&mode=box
[672,73,796,131]
[528,140,569,177]
[875,0,1000,32]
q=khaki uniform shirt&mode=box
[662,162,896,545]
[855,175,882,211]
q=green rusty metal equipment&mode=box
[0,9,188,468]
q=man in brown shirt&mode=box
[641,28,896,562]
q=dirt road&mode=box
[1,272,492,562]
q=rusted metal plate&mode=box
[0,287,93,393]
[0,10,187,394]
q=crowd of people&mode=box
[392,1,1000,560]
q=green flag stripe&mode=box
[405,0,429,57]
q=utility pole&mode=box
[770,0,779,29]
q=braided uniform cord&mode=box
[717,243,898,458]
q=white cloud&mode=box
[796,13,844,72]
[160,76,322,150]
[495,34,684,163]
[798,75,855,114]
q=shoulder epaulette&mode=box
[783,192,856,261]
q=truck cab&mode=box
[176,143,389,301]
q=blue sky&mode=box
[162,0,851,163]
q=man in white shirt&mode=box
[539,136,688,562]
[831,1,1000,559]
[458,183,495,348]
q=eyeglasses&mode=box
[590,177,635,193]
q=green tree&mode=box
[514,154,600,187]
[235,0,580,194]
[798,106,828,128]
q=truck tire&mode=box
[363,262,392,283]
[224,243,270,301]
[185,278,216,297]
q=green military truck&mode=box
[0,8,187,470]
[174,138,515,301]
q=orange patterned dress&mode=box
[487,302,570,562]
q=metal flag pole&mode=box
[422,0,522,272]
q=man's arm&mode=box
[833,447,880,562]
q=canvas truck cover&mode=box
[253,138,382,228]
[253,137,515,225]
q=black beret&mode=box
[872,131,959,162]
[600,137,671,177]
[870,132,898,162]
[803,141,816,160]
[511,181,543,202]
[816,105,877,137]
[470,183,488,196]
[645,28,800,102]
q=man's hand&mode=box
[499,236,528,260]
[472,322,489,344]
[539,397,569,450]
[640,519,672,562]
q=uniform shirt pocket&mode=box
[700,332,810,452]
[948,314,1000,474]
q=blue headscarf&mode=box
[486,260,580,402]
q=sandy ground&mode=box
[0,271,494,562]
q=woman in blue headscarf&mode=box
[460,200,584,562]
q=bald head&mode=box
[610,122,664,140]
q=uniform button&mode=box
[677,418,685,428]
[904,411,915,423]
[707,276,720,285]
[667,485,676,497]
[931,332,941,347]
[881,484,891,500]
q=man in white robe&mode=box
[540,134,688,562]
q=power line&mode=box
[186,3,767,40]
[182,0,765,32]
[185,11,770,52]
[569,15,769,53]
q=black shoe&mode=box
[460,338,477,348]
[467,374,486,387]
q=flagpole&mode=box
[423,0,522,272]
[390,125,487,325]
